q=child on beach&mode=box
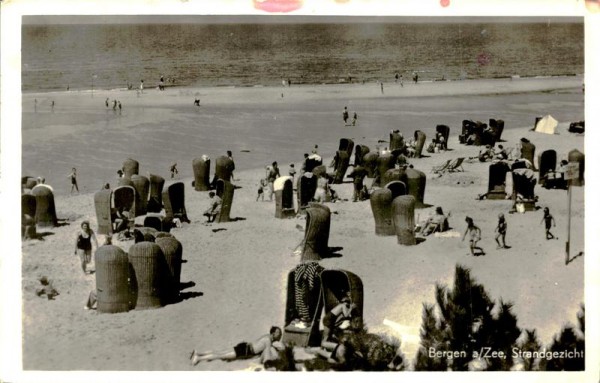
[68,167,79,194]
[541,207,556,240]
[170,163,179,179]
[463,216,484,256]
[256,178,268,201]
[495,213,509,249]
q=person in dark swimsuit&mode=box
[68,167,79,194]
[74,221,98,274]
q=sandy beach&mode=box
[17,76,586,372]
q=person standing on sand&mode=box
[463,216,484,256]
[190,326,283,365]
[68,167,79,194]
[288,163,297,181]
[352,112,358,126]
[395,72,399,83]
[170,163,179,179]
[399,74,404,87]
[495,213,509,249]
[74,221,98,275]
[105,98,109,108]
[140,80,144,93]
[227,150,237,181]
[413,72,419,84]
[342,106,349,125]
[380,82,384,94]
[267,162,281,201]
[541,207,556,240]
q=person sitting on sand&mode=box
[495,144,509,161]
[111,206,132,238]
[420,206,450,236]
[307,336,361,371]
[478,145,495,162]
[203,191,222,224]
[321,295,358,350]
[190,326,283,365]
[74,221,98,275]
[463,216,484,256]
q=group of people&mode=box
[342,106,358,126]
[105,98,122,111]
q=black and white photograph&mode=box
[1,0,598,382]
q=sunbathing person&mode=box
[190,326,283,365]
[420,206,450,236]
[306,337,361,371]
[321,295,358,350]
[478,145,495,162]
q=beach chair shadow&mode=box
[175,291,204,302]
[179,281,196,290]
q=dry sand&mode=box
[16,76,586,372]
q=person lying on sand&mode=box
[190,326,283,365]
[306,337,362,371]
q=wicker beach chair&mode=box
[301,203,331,262]
[363,152,379,178]
[162,182,190,224]
[520,139,536,170]
[414,130,427,158]
[122,158,139,178]
[215,179,235,223]
[370,188,395,236]
[155,236,183,304]
[94,189,113,235]
[332,151,350,184]
[382,167,407,187]
[354,145,370,166]
[538,150,557,186]
[192,156,211,191]
[568,149,584,186]
[486,162,511,199]
[148,174,165,213]
[389,131,405,153]
[128,242,170,309]
[385,181,407,200]
[95,245,131,313]
[22,194,37,240]
[113,185,136,229]
[436,125,450,150]
[282,264,325,347]
[131,175,150,217]
[297,172,317,212]
[406,167,427,208]
[339,138,354,159]
[489,118,505,142]
[214,155,234,184]
[392,195,417,246]
[275,176,295,218]
[373,152,395,187]
[31,184,58,228]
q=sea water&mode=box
[22,20,584,92]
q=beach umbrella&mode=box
[533,115,558,135]
[95,245,131,313]
[568,149,584,186]
[369,188,395,236]
[128,242,169,309]
[392,195,417,246]
[301,203,331,262]
[406,168,427,207]
[192,156,211,191]
[155,236,183,304]
[215,179,235,223]
[122,158,139,178]
[275,176,295,218]
[131,175,150,217]
[148,174,165,213]
[31,185,58,228]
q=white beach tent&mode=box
[534,115,558,134]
